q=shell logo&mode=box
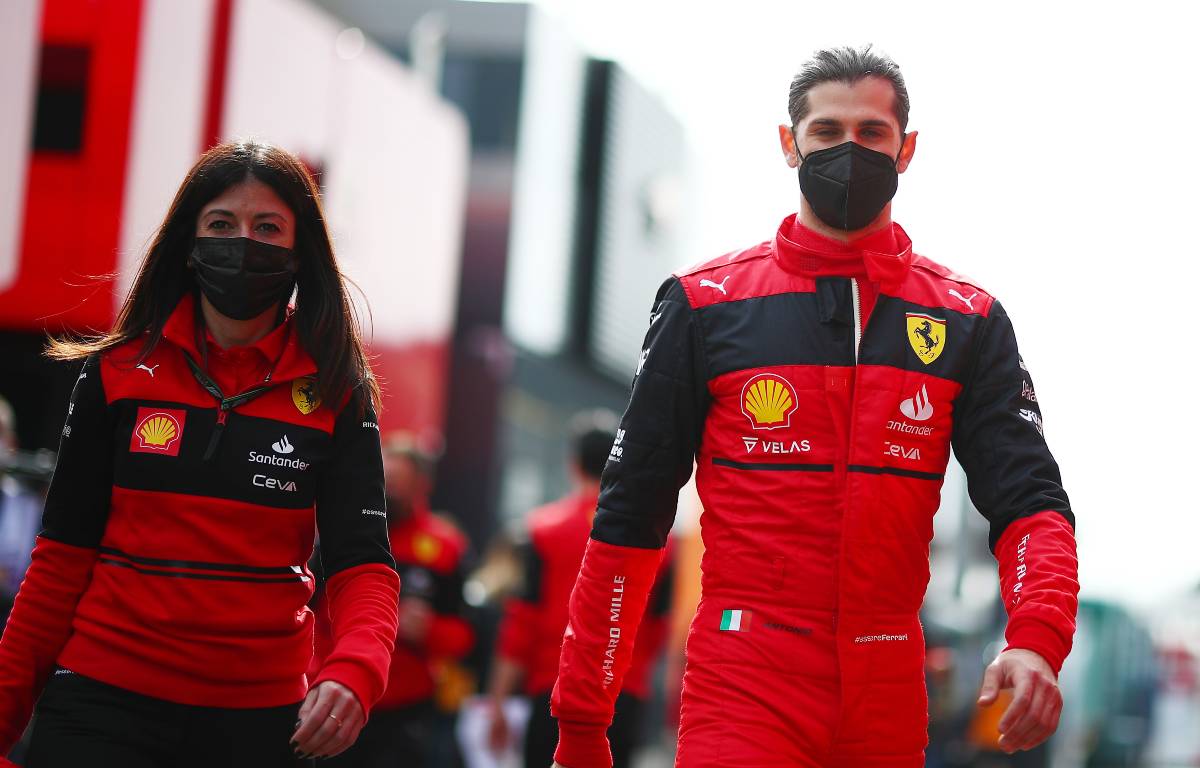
[740,373,799,430]
[136,413,181,450]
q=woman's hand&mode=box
[290,680,365,759]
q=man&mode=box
[488,412,671,768]
[550,46,1078,768]
[314,432,474,768]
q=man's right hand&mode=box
[486,701,511,752]
[977,648,1063,753]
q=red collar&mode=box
[161,293,317,382]
[772,214,913,287]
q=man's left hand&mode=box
[977,648,1063,753]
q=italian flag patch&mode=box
[720,609,752,632]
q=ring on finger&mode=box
[329,713,342,729]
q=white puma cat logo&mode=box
[137,364,160,378]
[948,289,978,311]
[699,276,731,295]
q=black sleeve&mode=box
[40,355,113,548]
[513,540,543,604]
[951,301,1073,551]
[315,390,396,576]
[592,277,710,549]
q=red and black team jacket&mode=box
[0,293,400,752]
[551,216,1079,767]
[312,501,474,711]
[496,492,671,700]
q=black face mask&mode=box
[796,139,903,231]
[188,237,299,321]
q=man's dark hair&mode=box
[570,409,619,481]
[788,45,910,131]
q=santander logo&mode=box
[899,384,934,422]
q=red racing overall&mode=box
[551,216,1078,767]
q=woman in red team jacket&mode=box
[0,141,400,766]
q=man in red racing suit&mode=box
[550,46,1078,768]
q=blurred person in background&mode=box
[0,398,43,631]
[0,396,45,764]
[550,46,1078,768]
[487,411,672,768]
[0,140,400,767]
[314,431,475,768]
[662,475,702,734]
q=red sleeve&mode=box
[0,538,97,753]
[994,511,1079,674]
[551,539,663,768]
[496,598,537,665]
[425,614,474,659]
[310,562,400,716]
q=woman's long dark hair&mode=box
[48,140,379,412]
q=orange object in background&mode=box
[668,510,704,654]
[968,689,1015,750]
[664,476,703,729]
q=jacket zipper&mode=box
[828,276,870,733]
[203,406,229,461]
[837,277,865,636]
[850,278,862,362]
[183,351,294,462]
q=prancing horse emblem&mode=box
[905,313,946,365]
[291,377,321,415]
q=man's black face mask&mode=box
[188,237,299,321]
[795,139,903,232]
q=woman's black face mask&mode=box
[188,237,298,321]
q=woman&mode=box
[0,141,400,766]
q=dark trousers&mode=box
[322,701,432,768]
[523,691,643,768]
[25,669,311,768]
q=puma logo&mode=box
[137,364,160,378]
[948,289,978,311]
[700,276,731,295]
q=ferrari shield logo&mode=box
[906,313,946,365]
[291,377,321,415]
